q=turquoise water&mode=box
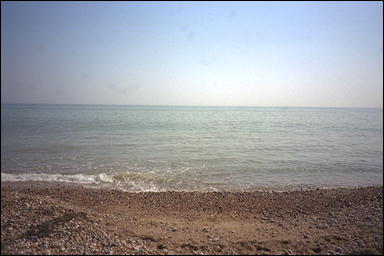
[1,104,383,191]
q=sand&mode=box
[1,182,383,255]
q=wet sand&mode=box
[1,182,383,255]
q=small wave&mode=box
[2,171,380,193]
[1,172,114,184]
[0,171,163,192]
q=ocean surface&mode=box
[1,104,383,192]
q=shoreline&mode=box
[1,182,383,255]
[2,180,383,193]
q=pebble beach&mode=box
[1,182,382,255]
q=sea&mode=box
[1,104,383,192]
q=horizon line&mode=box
[1,102,383,109]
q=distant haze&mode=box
[1,1,383,108]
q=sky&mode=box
[1,1,383,107]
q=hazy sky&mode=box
[1,1,383,107]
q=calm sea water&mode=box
[1,104,383,191]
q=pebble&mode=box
[335,247,342,252]
[157,244,166,250]
[317,225,329,230]
[167,227,178,232]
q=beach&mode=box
[1,182,382,255]
[2,2,383,255]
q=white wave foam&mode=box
[1,172,114,184]
[0,172,163,192]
